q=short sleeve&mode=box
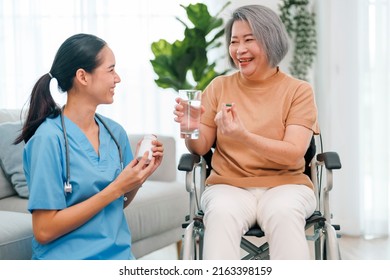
[286,82,320,134]
[24,133,66,212]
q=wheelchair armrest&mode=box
[178,153,201,172]
[316,152,342,170]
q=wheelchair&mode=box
[178,135,342,260]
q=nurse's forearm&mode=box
[32,186,123,244]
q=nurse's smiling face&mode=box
[87,46,121,105]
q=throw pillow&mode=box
[0,121,29,198]
[0,166,16,199]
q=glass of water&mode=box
[178,89,202,139]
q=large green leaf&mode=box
[150,2,231,91]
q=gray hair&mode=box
[225,5,289,68]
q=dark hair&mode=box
[15,33,107,144]
[225,5,289,68]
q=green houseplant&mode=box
[279,0,317,81]
[150,2,231,92]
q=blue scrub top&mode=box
[24,114,135,260]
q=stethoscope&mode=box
[60,106,123,194]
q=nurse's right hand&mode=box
[115,153,157,194]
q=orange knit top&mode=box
[201,69,320,189]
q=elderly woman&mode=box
[174,5,319,259]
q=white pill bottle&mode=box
[136,134,157,164]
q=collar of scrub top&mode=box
[60,106,124,195]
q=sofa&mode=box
[0,108,188,259]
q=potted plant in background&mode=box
[150,2,231,92]
[150,1,316,89]
[279,0,317,81]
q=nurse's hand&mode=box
[115,140,164,194]
[142,138,164,172]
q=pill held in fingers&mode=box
[225,103,232,107]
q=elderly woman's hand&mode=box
[214,103,247,139]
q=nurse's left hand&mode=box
[148,139,164,171]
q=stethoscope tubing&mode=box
[60,106,123,194]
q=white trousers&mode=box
[200,184,316,260]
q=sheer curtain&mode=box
[0,0,224,163]
[315,0,389,237]
[359,0,390,239]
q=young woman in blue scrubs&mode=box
[14,34,164,260]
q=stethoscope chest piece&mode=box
[64,182,72,194]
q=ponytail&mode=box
[14,73,61,144]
